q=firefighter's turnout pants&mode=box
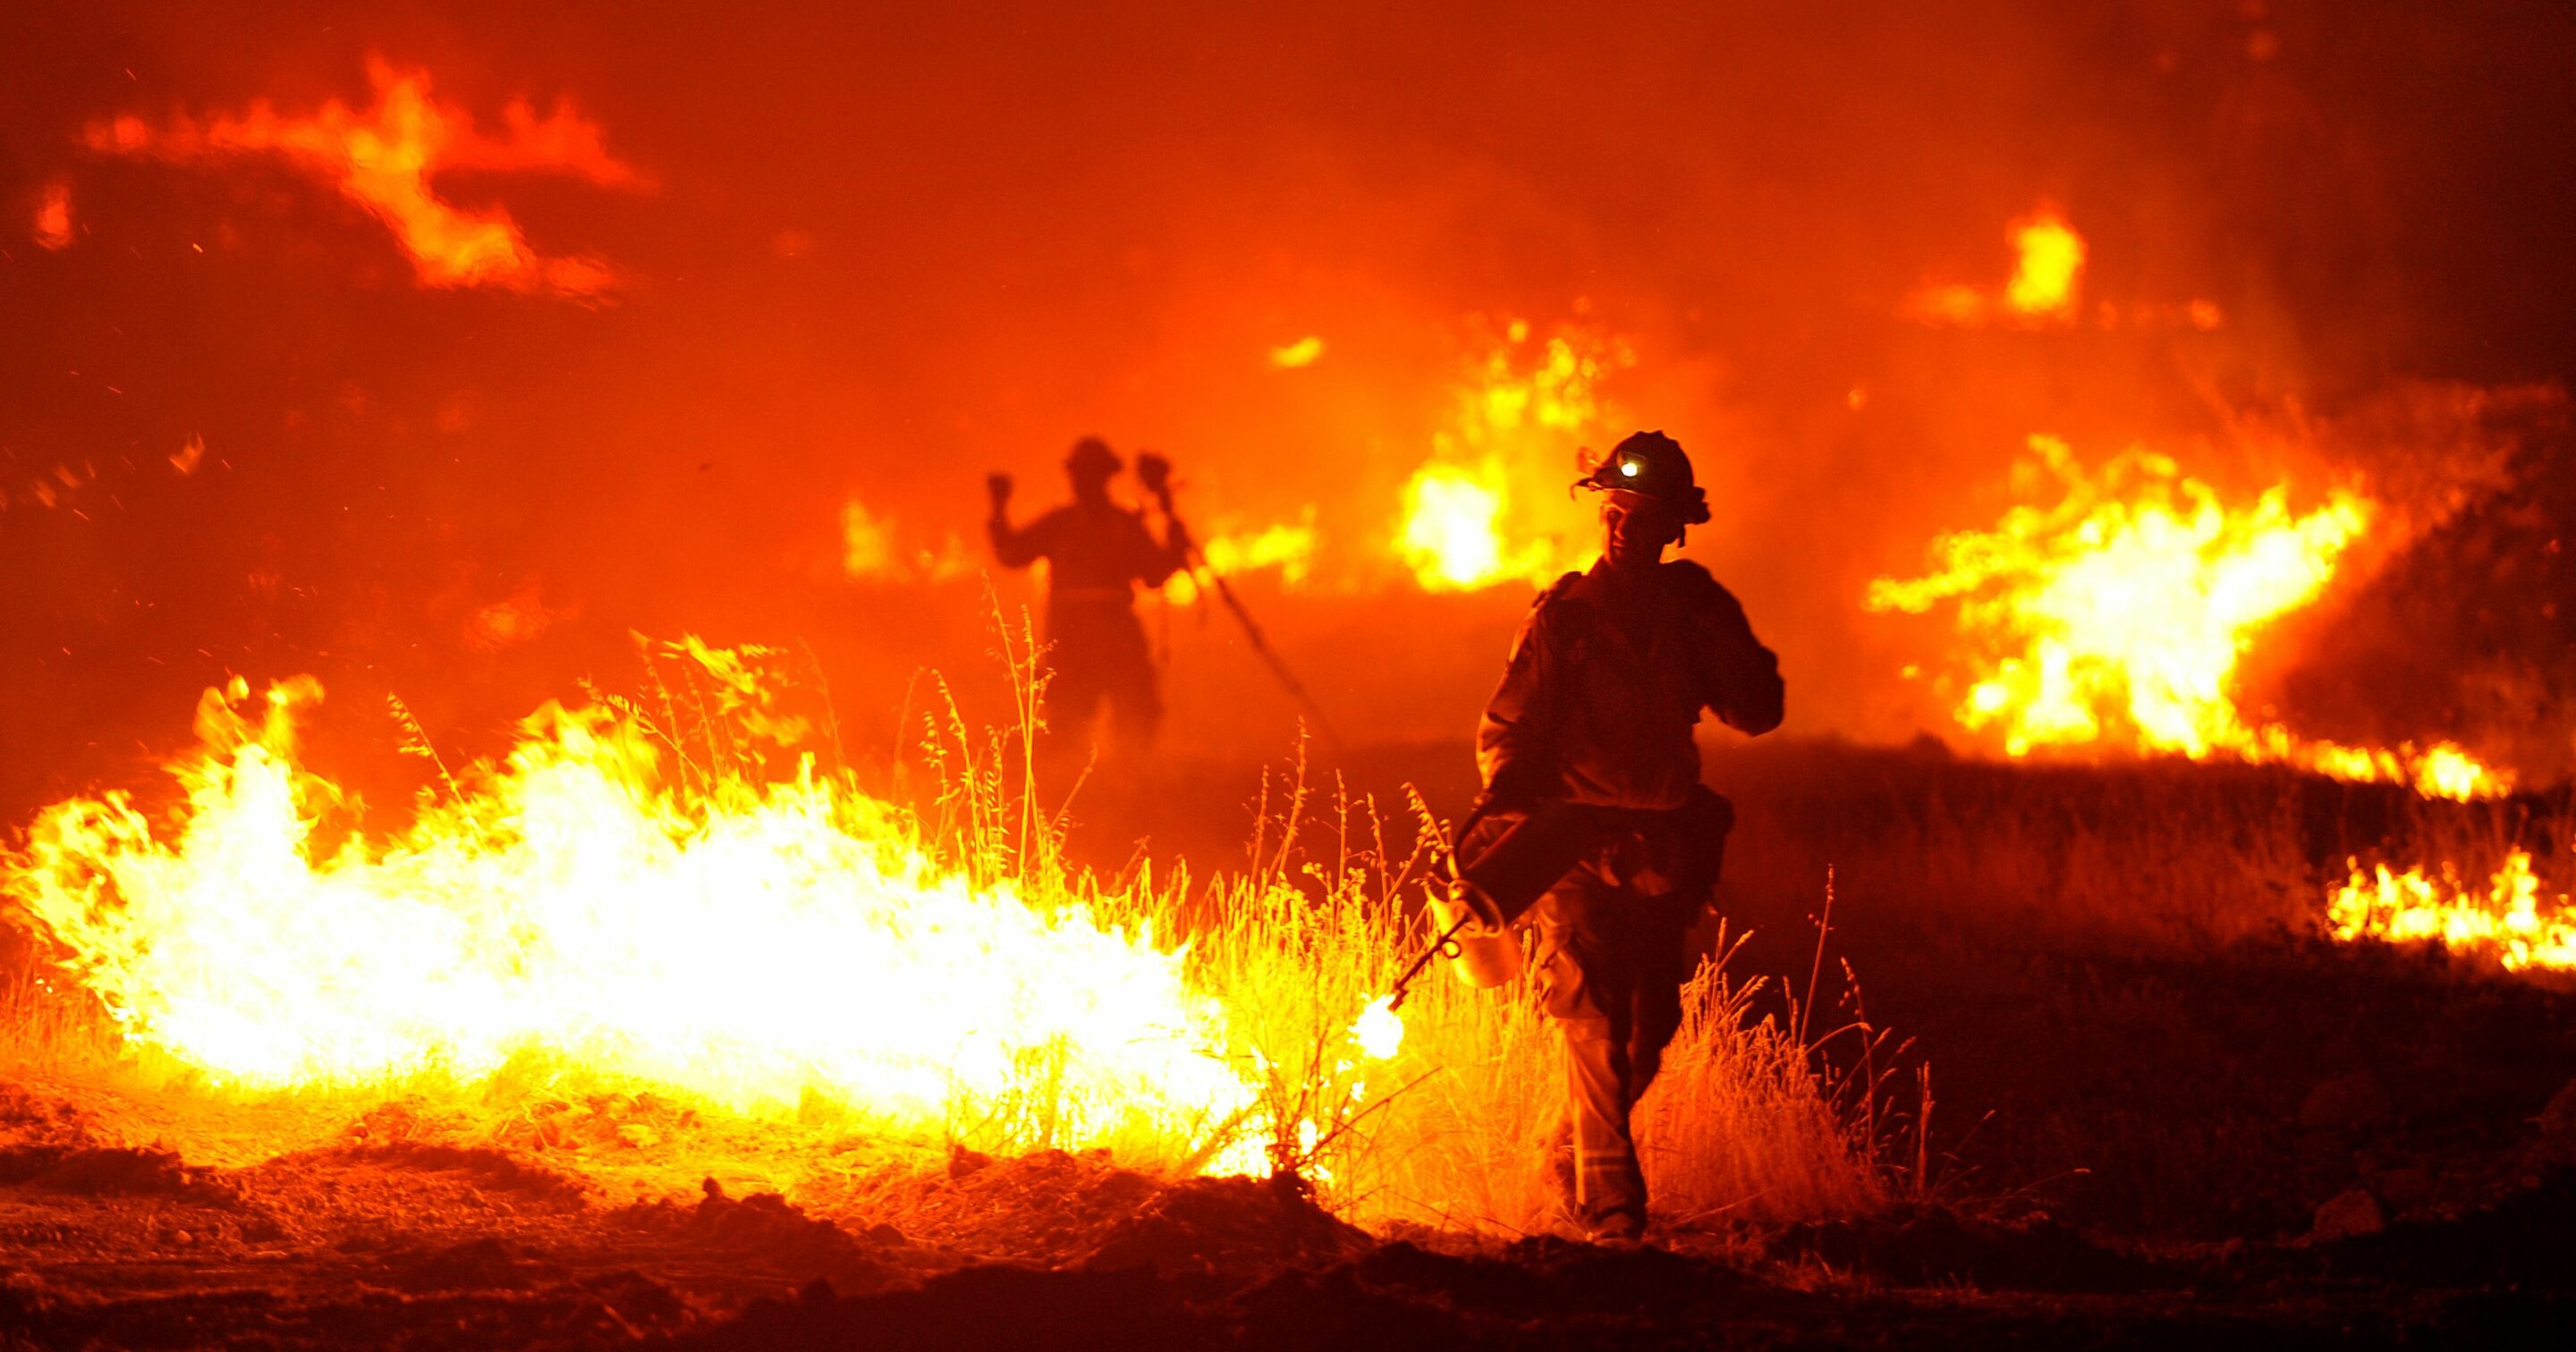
[1524,790,1732,1234]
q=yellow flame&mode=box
[1905,203,2088,328]
[839,499,971,584]
[1393,321,1628,590]
[841,498,898,579]
[2004,207,2086,319]
[1352,993,1403,1060]
[2329,850,2576,973]
[87,57,639,295]
[1269,335,1326,369]
[1168,512,1318,604]
[0,672,1304,1159]
[1868,435,2505,799]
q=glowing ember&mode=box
[2329,850,2576,973]
[1868,435,2506,799]
[31,179,72,249]
[87,57,640,295]
[1393,319,1630,591]
[0,670,1285,1161]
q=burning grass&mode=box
[0,633,1897,1241]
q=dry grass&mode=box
[0,629,1901,1239]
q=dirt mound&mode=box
[2314,1170,2576,1290]
[665,1264,1199,1352]
[618,1179,902,1295]
[0,1083,98,1148]
[849,1146,1165,1264]
[294,1141,593,1204]
[1767,1205,2160,1292]
[381,1236,566,1293]
[0,1142,230,1201]
[1083,1174,1368,1280]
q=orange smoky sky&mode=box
[2,0,2573,811]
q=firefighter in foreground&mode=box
[987,436,1191,749]
[1465,429,1784,1241]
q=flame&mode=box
[1393,319,1630,591]
[31,179,72,249]
[0,671,1290,1160]
[87,58,639,295]
[1269,335,1326,369]
[840,499,971,584]
[841,498,899,579]
[1906,204,2087,327]
[1868,435,2505,799]
[2004,207,2086,319]
[1168,512,1318,604]
[1351,994,1404,1060]
[2329,850,2576,973]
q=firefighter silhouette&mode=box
[1466,429,1784,1242]
[987,436,1191,748]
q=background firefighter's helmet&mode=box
[1064,435,1123,475]
[1575,430,1711,525]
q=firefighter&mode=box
[1470,429,1784,1242]
[987,436,1191,748]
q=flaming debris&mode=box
[2330,851,2576,974]
[1394,318,1633,591]
[86,58,641,295]
[1868,435,2505,799]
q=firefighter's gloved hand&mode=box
[986,473,1013,508]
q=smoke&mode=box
[2,0,2573,811]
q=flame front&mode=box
[1868,435,2504,799]
[86,58,640,295]
[2,674,1278,1159]
[2330,850,2576,973]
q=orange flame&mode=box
[1393,319,1630,591]
[1868,435,2505,799]
[87,58,640,295]
[31,180,72,249]
[2330,850,2576,973]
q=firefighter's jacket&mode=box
[1477,559,1783,811]
[988,501,1188,630]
